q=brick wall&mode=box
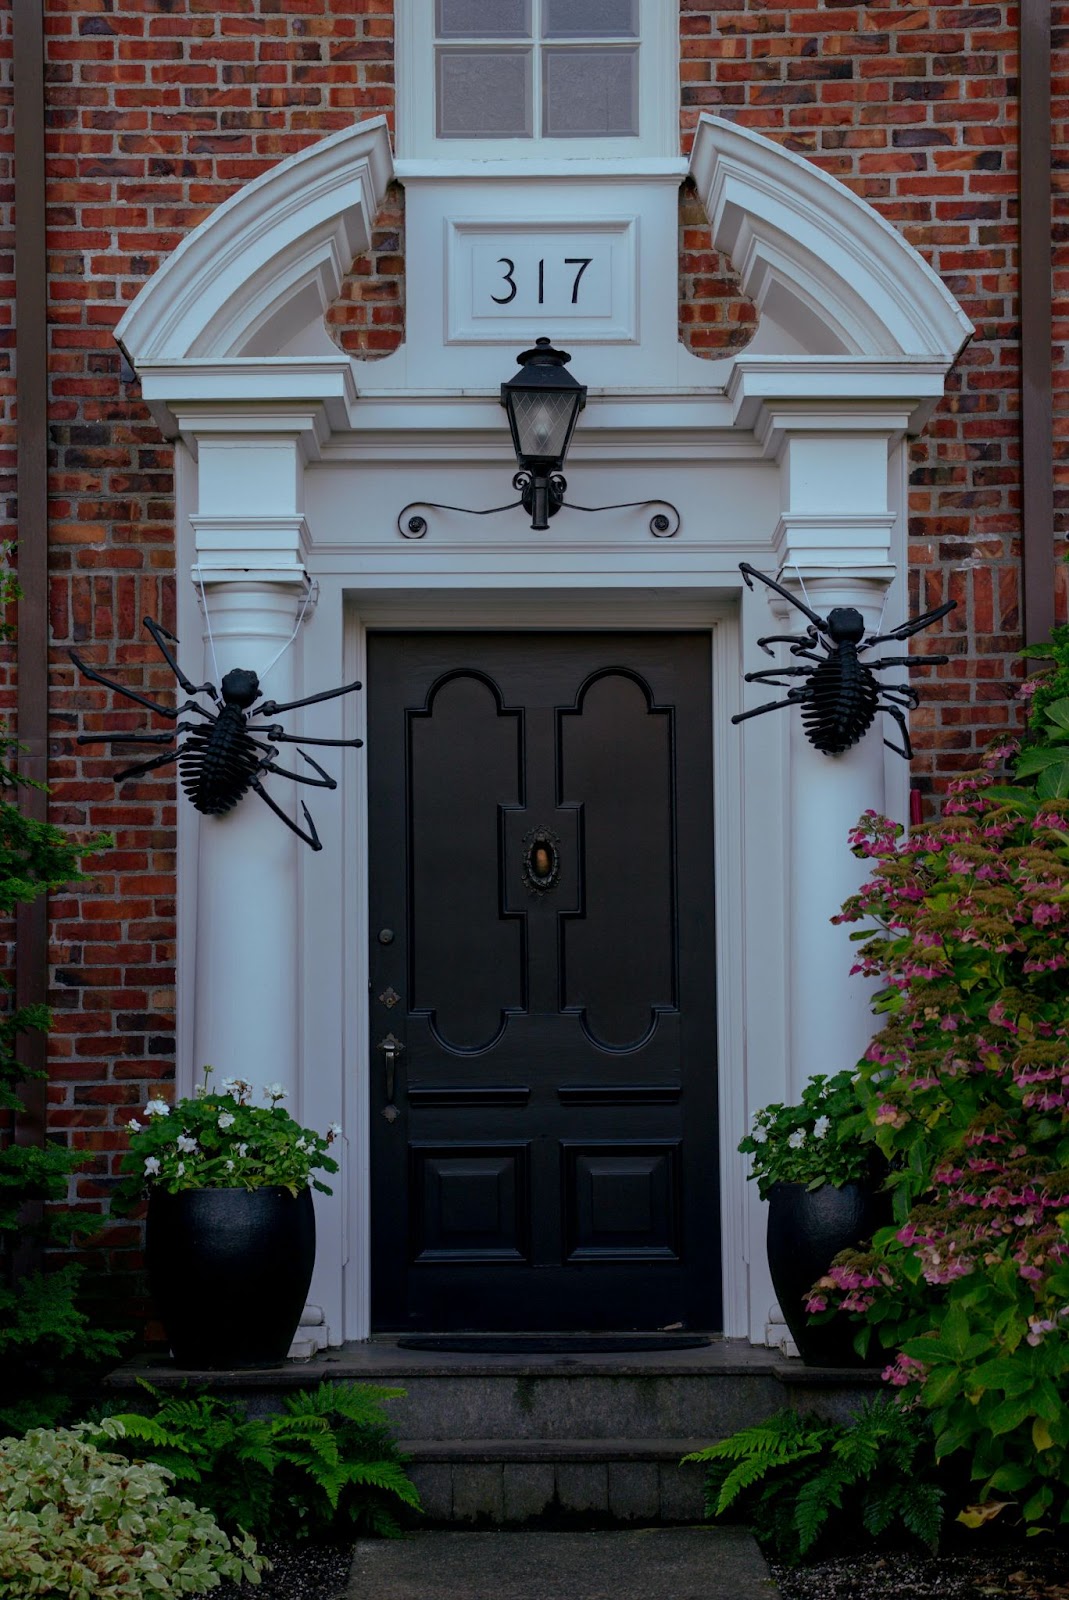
[3,1,1062,1290]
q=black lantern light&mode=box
[501,337,587,530]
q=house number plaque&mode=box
[448,220,637,345]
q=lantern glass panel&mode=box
[510,388,577,465]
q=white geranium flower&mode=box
[237,1143,249,1157]
[176,1134,198,1154]
[177,1161,186,1177]
[787,1129,806,1150]
[327,1122,342,1141]
[144,1099,170,1118]
[194,1083,206,1099]
[127,1119,142,1134]
[295,1136,308,1152]
[263,1082,287,1104]
[225,1159,235,1172]
[813,1115,831,1140]
[220,1076,241,1097]
[143,1156,161,1177]
[752,1126,768,1145]
[217,1112,235,1131]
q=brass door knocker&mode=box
[522,827,561,895]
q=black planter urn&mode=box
[147,1186,315,1369]
[766,1180,887,1368]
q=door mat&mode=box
[395,1334,713,1354]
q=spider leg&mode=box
[258,748,338,790]
[744,666,816,684]
[881,702,914,760]
[262,727,364,749]
[114,743,192,783]
[731,688,812,726]
[865,653,950,671]
[78,720,197,747]
[250,779,323,851]
[69,651,189,720]
[864,600,957,648]
[739,562,827,630]
[755,630,825,659]
[878,684,921,708]
[251,679,362,718]
[142,617,218,701]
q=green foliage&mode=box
[0,551,117,1433]
[683,1401,945,1565]
[817,759,1069,1530]
[738,1070,879,1200]
[115,1068,340,1207]
[98,1380,421,1543]
[1014,695,1069,799]
[0,1424,264,1598]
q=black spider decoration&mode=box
[730,563,955,759]
[71,616,362,851]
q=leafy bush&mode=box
[99,1381,421,1541]
[811,757,1069,1529]
[684,1401,945,1565]
[0,1424,263,1598]
[738,1069,879,1199]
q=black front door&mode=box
[367,632,719,1332]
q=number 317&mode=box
[492,256,593,307]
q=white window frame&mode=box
[396,0,680,164]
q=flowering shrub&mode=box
[811,757,1069,1529]
[116,1068,340,1205]
[738,1070,877,1201]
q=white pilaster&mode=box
[771,430,897,1097]
[191,578,308,1102]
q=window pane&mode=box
[437,50,532,138]
[543,47,638,136]
[543,0,637,38]
[436,0,531,39]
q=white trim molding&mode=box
[690,115,974,362]
[115,117,393,365]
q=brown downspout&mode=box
[1019,0,1055,647]
[12,0,50,1274]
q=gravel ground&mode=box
[770,1547,1069,1600]
[213,1541,353,1600]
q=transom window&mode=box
[435,0,639,141]
[397,0,677,163]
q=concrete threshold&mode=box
[347,1528,780,1600]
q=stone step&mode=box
[346,1529,779,1599]
[104,1338,881,1524]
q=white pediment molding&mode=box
[115,117,393,365]
[689,115,973,362]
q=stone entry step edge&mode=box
[401,1438,709,1464]
[346,1528,780,1600]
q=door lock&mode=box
[377,1032,404,1103]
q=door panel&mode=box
[368,632,719,1332]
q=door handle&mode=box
[377,1032,404,1101]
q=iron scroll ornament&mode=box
[730,563,955,759]
[398,476,680,540]
[70,616,362,851]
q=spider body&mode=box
[731,566,954,759]
[801,609,879,754]
[180,672,263,817]
[71,618,362,850]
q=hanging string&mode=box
[192,565,221,688]
[259,580,319,683]
[785,562,891,640]
[191,571,318,686]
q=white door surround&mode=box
[118,114,971,1347]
